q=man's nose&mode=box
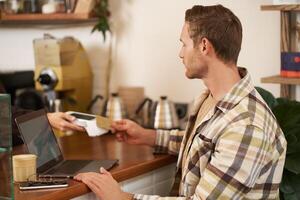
[179,49,183,59]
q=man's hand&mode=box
[111,119,156,146]
[47,112,85,132]
[74,167,133,200]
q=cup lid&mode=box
[13,154,37,160]
[13,154,37,166]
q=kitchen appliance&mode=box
[66,111,109,137]
[0,71,44,110]
[87,93,127,120]
[34,34,93,112]
[135,96,179,130]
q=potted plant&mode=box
[256,87,300,200]
[91,0,113,98]
[92,0,110,40]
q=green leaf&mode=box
[281,170,295,194]
[255,87,278,109]
[272,103,300,133]
[277,97,291,105]
[280,170,300,200]
[284,126,300,155]
[285,153,300,174]
[92,0,111,41]
[285,134,297,146]
[283,192,299,200]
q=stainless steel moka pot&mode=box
[135,96,179,130]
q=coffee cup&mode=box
[13,154,37,182]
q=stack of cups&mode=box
[13,154,37,182]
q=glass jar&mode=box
[23,0,38,13]
[6,0,23,13]
[0,0,5,13]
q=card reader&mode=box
[67,111,109,137]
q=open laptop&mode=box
[15,109,118,178]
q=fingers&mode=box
[99,167,111,177]
[58,120,85,132]
[85,180,102,196]
[57,113,85,132]
[79,174,103,198]
[74,173,82,181]
[116,132,126,142]
[111,119,130,131]
[74,172,110,191]
[61,112,76,122]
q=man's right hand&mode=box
[111,119,156,147]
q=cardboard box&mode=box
[281,52,300,77]
[118,87,145,119]
[74,0,95,14]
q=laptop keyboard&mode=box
[46,160,91,174]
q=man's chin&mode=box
[185,71,195,79]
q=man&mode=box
[74,5,287,199]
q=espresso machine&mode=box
[33,34,93,112]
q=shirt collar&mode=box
[190,90,210,117]
[216,67,254,113]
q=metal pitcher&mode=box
[135,96,179,130]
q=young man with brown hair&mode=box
[75,5,286,200]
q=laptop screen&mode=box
[16,110,63,171]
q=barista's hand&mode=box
[111,119,156,146]
[47,112,85,132]
[74,167,133,200]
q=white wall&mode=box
[0,0,281,103]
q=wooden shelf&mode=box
[260,4,300,99]
[261,75,300,85]
[261,4,300,11]
[0,13,98,25]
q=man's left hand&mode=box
[74,167,131,200]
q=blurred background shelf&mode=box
[261,75,300,85]
[0,13,98,25]
[261,4,300,11]
[260,4,300,99]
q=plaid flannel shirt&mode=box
[133,68,286,200]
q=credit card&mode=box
[96,116,112,130]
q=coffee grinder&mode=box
[33,34,93,113]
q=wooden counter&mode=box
[14,133,177,200]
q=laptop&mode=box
[15,109,118,178]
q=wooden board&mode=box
[261,75,300,85]
[261,4,300,11]
[0,13,97,24]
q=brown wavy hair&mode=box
[185,5,242,64]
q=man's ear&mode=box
[199,37,211,54]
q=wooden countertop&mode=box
[14,133,177,200]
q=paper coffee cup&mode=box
[13,154,37,182]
